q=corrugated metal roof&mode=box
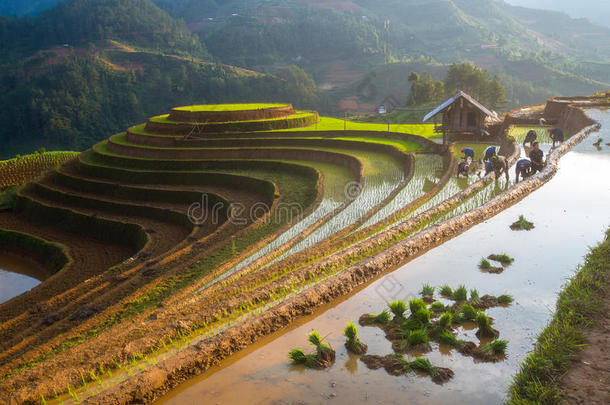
[422,91,499,122]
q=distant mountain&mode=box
[1,0,609,156]
[1,0,205,58]
[504,0,610,28]
[0,0,326,157]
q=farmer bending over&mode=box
[484,161,494,176]
[483,146,497,162]
[549,128,564,147]
[491,155,509,182]
[457,161,470,177]
[529,141,544,173]
[515,159,532,183]
[524,130,537,147]
[460,147,474,160]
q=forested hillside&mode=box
[2,0,610,157]
[0,0,326,158]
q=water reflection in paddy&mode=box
[156,110,610,405]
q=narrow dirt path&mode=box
[558,287,610,404]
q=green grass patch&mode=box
[273,116,436,138]
[173,103,288,112]
[510,215,535,231]
[509,229,610,404]
[334,136,424,152]
[479,258,492,270]
[488,253,514,265]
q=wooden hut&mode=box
[423,91,500,143]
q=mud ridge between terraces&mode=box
[3,138,517,402]
[76,113,600,405]
[0,167,325,393]
[0,183,277,377]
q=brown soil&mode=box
[471,348,507,364]
[558,284,610,404]
[0,211,134,322]
[360,354,405,376]
[482,266,504,274]
[431,367,455,384]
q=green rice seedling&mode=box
[371,310,391,324]
[469,289,481,304]
[440,285,453,297]
[439,312,453,329]
[497,294,514,305]
[430,301,445,311]
[414,307,431,325]
[408,298,427,315]
[488,254,514,265]
[479,258,491,270]
[344,322,367,354]
[410,357,433,373]
[438,330,464,349]
[401,317,423,331]
[309,330,332,354]
[510,215,534,231]
[40,394,47,405]
[453,285,468,301]
[388,300,407,320]
[481,339,508,355]
[344,322,357,341]
[421,284,435,297]
[460,304,478,321]
[288,348,307,364]
[476,312,499,338]
[406,329,429,346]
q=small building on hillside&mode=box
[423,91,500,143]
[377,95,401,114]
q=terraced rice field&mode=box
[0,101,601,405]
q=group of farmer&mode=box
[457,127,564,182]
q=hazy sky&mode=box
[504,0,610,27]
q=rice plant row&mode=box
[0,151,78,189]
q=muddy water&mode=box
[157,111,610,405]
[0,254,42,304]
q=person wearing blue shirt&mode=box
[483,146,497,162]
[460,147,474,160]
[515,158,532,183]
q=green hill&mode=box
[2,0,610,155]
[0,0,326,158]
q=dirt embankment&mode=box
[68,105,601,404]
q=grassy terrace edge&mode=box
[508,228,610,404]
[0,229,71,275]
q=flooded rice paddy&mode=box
[0,254,43,304]
[156,110,610,405]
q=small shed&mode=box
[423,91,499,143]
[377,95,401,114]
